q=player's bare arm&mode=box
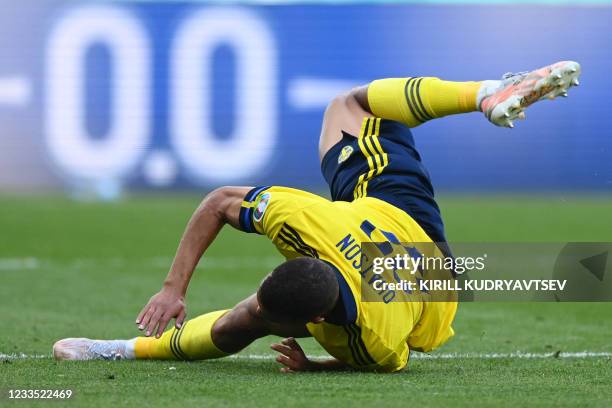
[136,186,252,338]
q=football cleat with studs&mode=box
[480,61,581,128]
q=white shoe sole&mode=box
[489,61,581,128]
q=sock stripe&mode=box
[409,78,430,123]
[414,77,434,120]
[170,326,189,361]
[172,329,183,360]
[403,79,425,124]
[175,322,190,361]
[169,329,182,360]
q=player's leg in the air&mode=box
[318,60,582,160]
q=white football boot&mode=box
[53,338,133,361]
[479,60,581,128]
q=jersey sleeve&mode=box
[238,186,323,240]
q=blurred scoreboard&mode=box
[0,2,610,192]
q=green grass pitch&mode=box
[1,194,611,407]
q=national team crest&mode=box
[338,145,354,164]
[253,192,271,222]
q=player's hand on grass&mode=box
[136,287,187,338]
[270,337,313,373]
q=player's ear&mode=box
[310,316,325,324]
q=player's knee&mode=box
[324,93,351,117]
[319,93,361,158]
[325,87,367,116]
[217,298,268,334]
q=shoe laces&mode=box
[88,341,123,360]
[502,71,529,84]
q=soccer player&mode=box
[53,61,581,372]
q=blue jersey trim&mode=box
[238,186,271,234]
[322,260,357,325]
[336,270,357,324]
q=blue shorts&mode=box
[321,117,447,246]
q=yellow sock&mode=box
[367,77,481,127]
[134,310,230,360]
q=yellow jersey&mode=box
[239,185,457,372]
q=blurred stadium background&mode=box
[1,0,611,196]
[1,1,611,406]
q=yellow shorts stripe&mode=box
[370,119,388,170]
[355,119,379,198]
[354,118,375,199]
[361,118,385,194]
[353,117,387,199]
[359,137,377,198]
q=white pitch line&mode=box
[0,257,39,270]
[411,351,612,359]
[0,77,32,106]
[231,351,612,360]
[3,351,611,361]
[1,353,49,360]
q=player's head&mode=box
[256,257,339,324]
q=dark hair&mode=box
[257,257,339,321]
